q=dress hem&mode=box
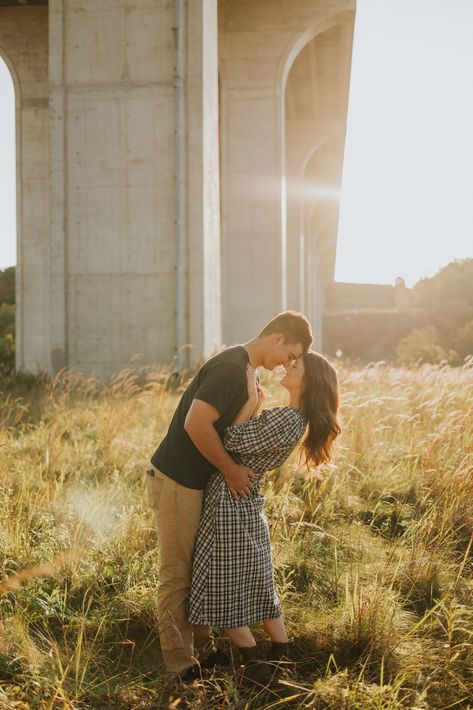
[189,607,282,628]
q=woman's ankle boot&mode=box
[269,639,296,674]
[269,640,294,660]
[238,645,274,687]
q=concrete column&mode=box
[48,0,220,377]
[220,85,284,343]
[285,118,344,315]
[285,180,304,311]
[186,0,221,363]
[308,230,324,349]
[49,0,67,373]
[0,6,50,373]
[48,0,179,377]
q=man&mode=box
[146,311,313,681]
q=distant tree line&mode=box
[324,258,473,365]
[1,260,472,374]
[396,259,473,365]
[0,266,15,375]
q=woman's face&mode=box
[280,355,305,392]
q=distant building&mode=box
[324,279,421,360]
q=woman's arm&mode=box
[232,398,256,425]
[231,364,261,425]
[225,366,304,456]
[252,381,265,418]
[225,406,303,455]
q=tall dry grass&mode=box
[0,361,472,709]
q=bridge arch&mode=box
[278,9,356,95]
[0,4,49,371]
[0,50,21,365]
[281,12,355,347]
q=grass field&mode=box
[0,361,472,709]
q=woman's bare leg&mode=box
[224,617,289,647]
[262,616,289,643]
[223,626,256,648]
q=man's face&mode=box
[264,335,304,370]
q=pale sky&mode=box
[1,0,472,285]
[0,58,15,270]
[336,0,473,286]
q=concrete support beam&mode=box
[48,0,220,376]
[186,0,221,362]
[48,0,178,376]
[285,184,304,311]
[219,0,355,345]
[0,6,49,372]
[220,85,284,343]
[49,0,66,373]
[283,17,354,345]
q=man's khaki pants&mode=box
[146,467,215,674]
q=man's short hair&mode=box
[257,311,313,351]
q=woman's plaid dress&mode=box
[188,405,307,628]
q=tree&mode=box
[0,267,15,375]
[396,326,450,365]
[0,266,15,305]
[455,319,473,360]
[412,259,473,349]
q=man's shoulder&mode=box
[202,345,248,372]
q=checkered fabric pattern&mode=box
[188,406,307,628]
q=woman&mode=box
[188,351,341,684]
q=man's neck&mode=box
[241,338,264,368]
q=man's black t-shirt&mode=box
[151,345,250,490]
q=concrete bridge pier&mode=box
[0,6,49,373]
[47,0,221,376]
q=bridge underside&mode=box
[284,21,353,346]
[1,0,355,376]
[0,1,47,6]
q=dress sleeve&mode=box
[224,407,303,454]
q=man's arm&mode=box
[184,399,254,499]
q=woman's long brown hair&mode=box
[299,351,341,468]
